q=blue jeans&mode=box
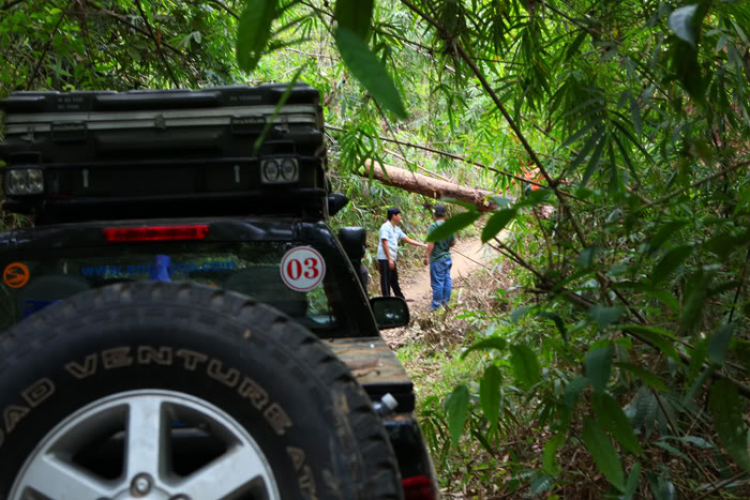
[430,256,452,310]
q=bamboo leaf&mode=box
[668,5,699,47]
[543,434,566,477]
[581,132,608,187]
[481,208,516,243]
[447,384,470,447]
[709,380,750,471]
[236,0,278,72]
[334,0,374,39]
[334,27,408,118]
[427,211,481,242]
[708,324,734,366]
[510,344,542,390]
[623,463,641,500]
[652,245,693,284]
[585,345,614,393]
[582,418,626,491]
[615,362,669,392]
[593,393,643,455]
[461,336,508,359]
[480,365,502,429]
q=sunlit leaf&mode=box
[668,5,699,47]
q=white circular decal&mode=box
[280,246,326,292]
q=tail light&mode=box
[103,225,209,243]
[403,475,436,500]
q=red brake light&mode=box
[403,475,436,500]
[103,225,209,243]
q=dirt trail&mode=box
[399,237,494,311]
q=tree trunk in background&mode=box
[359,160,497,212]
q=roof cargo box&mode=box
[0,84,325,163]
[0,84,331,222]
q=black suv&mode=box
[0,85,438,500]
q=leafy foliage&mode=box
[3,0,750,496]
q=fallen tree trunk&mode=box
[360,160,497,212]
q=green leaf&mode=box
[652,245,693,284]
[710,380,750,471]
[565,376,590,408]
[585,346,614,393]
[668,5,699,47]
[510,344,542,390]
[538,311,568,343]
[578,246,599,268]
[567,125,605,175]
[628,92,642,137]
[581,132,607,187]
[481,208,516,243]
[708,324,733,366]
[543,434,566,477]
[593,393,643,455]
[441,197,480,211]
[334,27,408,118]
[648,221,687,256]
[614,362,669,392]
[623,463,641,500]
[461,336,508,359]
[589,306,623,329]
[582,418,625,492]
[426,211,481,242]
[480,365,502,429]
[334,0,373,39]
[236,0,278,72]
[623,326,681,362]
[447,384,470,447]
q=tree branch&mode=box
[399,0,590,248]
[25,1,72,90]
[133,0,180,88]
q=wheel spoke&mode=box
[178,445,268,499]
[19,454,116,500]
[125,396,168,479]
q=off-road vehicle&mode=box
[0,84,438,500]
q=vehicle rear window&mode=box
[0,242,346,333]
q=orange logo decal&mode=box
[3,262,30,289]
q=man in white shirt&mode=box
[377,207,427,299]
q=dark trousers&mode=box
[378,259,404,298]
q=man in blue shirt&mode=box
[424,205,456,310]
[377,207,427,299]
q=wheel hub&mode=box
[10,390,280,500]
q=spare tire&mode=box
[0,282,404,500]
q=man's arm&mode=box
[402,236,427,248]
[424,242,435,265]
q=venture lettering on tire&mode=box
[0,282,403,500]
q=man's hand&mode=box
[389,259,395,270]
[423,257,429,266]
